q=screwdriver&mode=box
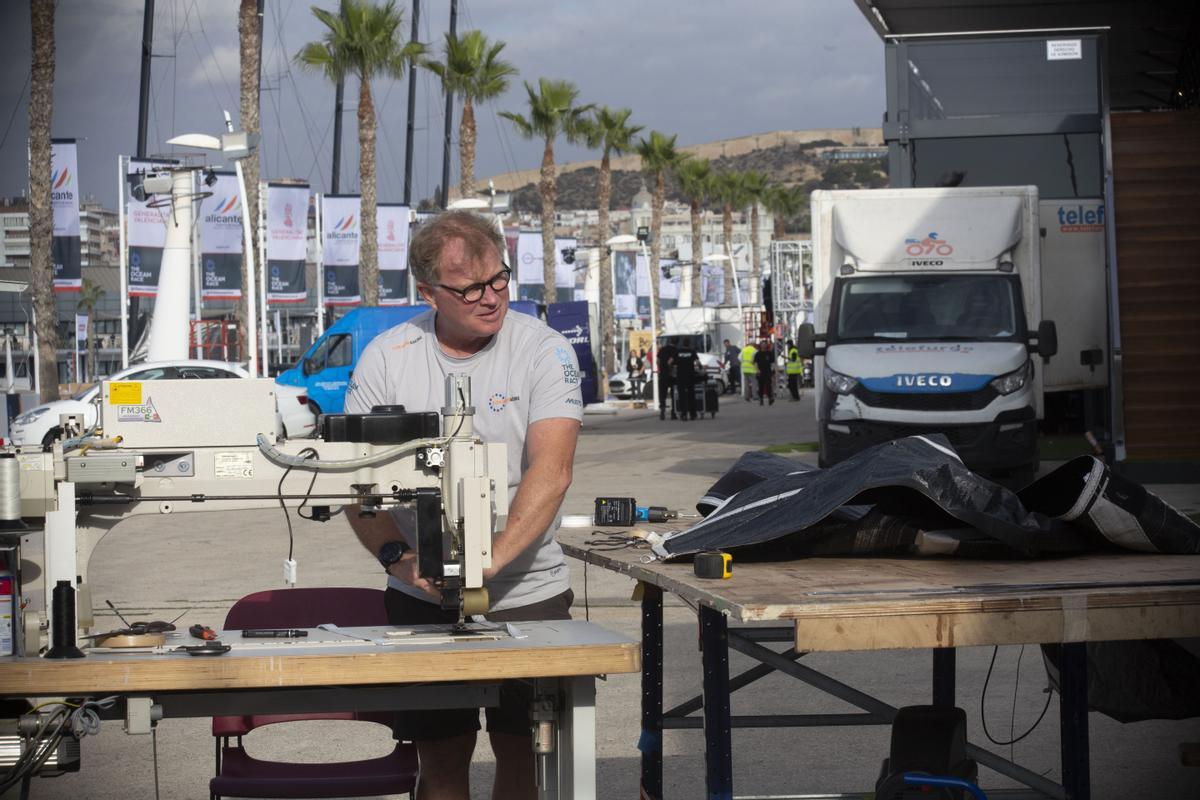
[189,624,219,641]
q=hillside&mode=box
[474,128,889,228]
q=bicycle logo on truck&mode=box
[904,232,954,256]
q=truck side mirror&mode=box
[796,323,824,358]
[1032,320,1058,363]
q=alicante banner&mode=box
[321,194,360,306]
[266,183,309,304]
[197,171,243,300]
[50,140,81,292]
[126,158,173,297]
[377,204,410,305]
[613,250,638,319]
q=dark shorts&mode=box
[384,588,574,741]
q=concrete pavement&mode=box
[21,391,1200,799]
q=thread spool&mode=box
[0,453,22,530]
[45,580,84,659]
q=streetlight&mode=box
[605,233,657,408]
[167,111,262,376]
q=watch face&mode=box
[379,541,407,566]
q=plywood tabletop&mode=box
[558,528,1200,651]
[0,620,640,696]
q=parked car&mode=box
[608,354,726,400]
[9,360,316,447]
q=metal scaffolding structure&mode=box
[769,240,812,340]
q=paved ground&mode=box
[22,392,1200,799]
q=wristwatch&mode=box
[377,540,410,571]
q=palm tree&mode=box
[297,0,424,307]
[674,157,712,306]
[29,0,59,400]
[636,131,687,332]
[741,170,771,306]
[712,171,747,307]
[501,79,591,305]
[424,30,516,201]
[766,184,807,238]
[580,107,640,377]
[237,0,262,362]
[75,279,105,383]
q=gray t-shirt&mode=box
[344,308,584,611]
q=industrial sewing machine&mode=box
[1,372,507,655]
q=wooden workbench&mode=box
[559,528,1200,800]
[1,620,639,800]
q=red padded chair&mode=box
[210,588,418,800]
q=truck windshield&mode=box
[834,274,1020,342]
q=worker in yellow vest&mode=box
[785,338,803,401]
[740,342,758,401]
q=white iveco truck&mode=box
[796,186,1058,483]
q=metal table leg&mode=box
[933,647,956,707]
[641,582,664,799]
[700,605,732,800]
[559,675,596,800]
[1059,642,1090,800]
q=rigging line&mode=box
[378,77,407,200]
[183,29,231,115]
[170,0,178,158]
[0,70,30,152]
[273,2,331,186]
[189,0,238,111]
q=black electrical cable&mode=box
[981,645,1054,747]
[581,532,647,622]
[277,447,320,561]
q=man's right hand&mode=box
[385,551,442,599]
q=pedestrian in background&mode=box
[657,340,678,420]
[626,349,645,400]
[785,338,802,401]
[753,339,775,405]
[674,342,702,421]
[723,338,740,395]
[740,340,758,402]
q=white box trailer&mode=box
[797,186,1058,482]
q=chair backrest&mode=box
[223,587,387,630]
[215,587,391,737]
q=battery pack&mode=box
[594,497,637,526]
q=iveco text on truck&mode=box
[797,187,1057,483]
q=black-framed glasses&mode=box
[436,267,511,303]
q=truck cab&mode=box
[798,187,1057,482]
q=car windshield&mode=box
[834,274,1020,342]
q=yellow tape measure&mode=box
[694,551,733,579]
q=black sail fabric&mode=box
[662,435,1200,560]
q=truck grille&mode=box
[851,385,998,411]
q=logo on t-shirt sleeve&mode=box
[554,346,580,385]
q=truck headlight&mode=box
[14,407,49,425]
[823,367,858,395]
[990,360,1032,395]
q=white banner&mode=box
[266,183,310,304]
[198,172,243,300]
[516,231,542,286]
[613,250,638,319]
[51,140,81,291]
[126,158,172,297]
[378,204,411,306]
[377,204,410,270]
[51,142,79,238]
[74,313,88,344]
[198,173,243,253]
[321,195,361,305]
[555,237,577,288]
[701,263,726,306]
[659,259,681,300]
[322,195,361,266]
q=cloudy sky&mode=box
[0,0,885,209]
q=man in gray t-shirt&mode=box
[344,210,582,800]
